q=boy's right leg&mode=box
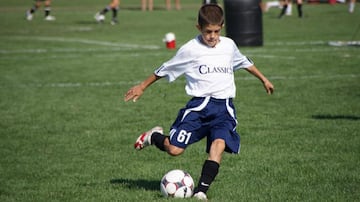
[134,126,164,150]
[134,127,185,155]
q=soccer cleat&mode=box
[94,12,105,23]
[134,126,163,150]
[193,191,208,201]
[26,11,33,21]
[44,15,56,21]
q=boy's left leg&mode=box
[111,8,118,24]
[110,0,120,25]
[193,139,225,200]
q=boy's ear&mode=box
[196,24,201,31]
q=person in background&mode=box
[278,0,303,18]
[95,0,120,25]
[26,0,55,21]
[349,0,356,13]
[263,0,282,12]
[141,0,153,11]
[165,0,181,10]
[262,0,291,16]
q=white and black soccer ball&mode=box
[160,169,194,198]
[97,15,105,22]
[94,13,105,23]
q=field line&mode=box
[265,41,327,46]
[9,36,161,50]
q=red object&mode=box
[166,40,176,49]
[329,0,336,4]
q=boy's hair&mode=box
[198,4,224,28]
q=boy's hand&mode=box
[123,74,161,102]
[263,80,274,95]
[124,85,144,102]
[245,66,274,95]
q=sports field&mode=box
[0,0,359,201]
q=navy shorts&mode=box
[169,97,240,154]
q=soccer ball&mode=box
[94,13,105,23]
[160,169,194,198]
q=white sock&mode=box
[349,2,355,13]
[286,4,292,15]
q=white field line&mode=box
[246,48,359,53]
[247,54,296,60]
[7,74,359,89]
[265,41,328,46]
[0,50,164,59]
[7,36,161,50]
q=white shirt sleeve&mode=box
[232,45,254,71]
[154,46,193,82]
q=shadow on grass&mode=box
[110,178,159,191]
[312,114,360,121]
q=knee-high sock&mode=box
[279,5,288,18]
[297,4,303,18]
[195,160,219,194]
[151,132,167,151]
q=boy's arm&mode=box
[246,65,274,94]
[124,73,162,102]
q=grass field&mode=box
[0,0,359,201]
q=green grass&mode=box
[0,1,359,201]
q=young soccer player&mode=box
[141,0,153,11]
[25,0,55,21]
[278,0,303,18]
[95,0,120,25]
[124,4,274,200]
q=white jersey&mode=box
[154,35,254,99]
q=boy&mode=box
[124,4,274,200]
[95,0,120,25]
[278,0,303,18]
[26,0,55,21]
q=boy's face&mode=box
[197,24,222,48]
